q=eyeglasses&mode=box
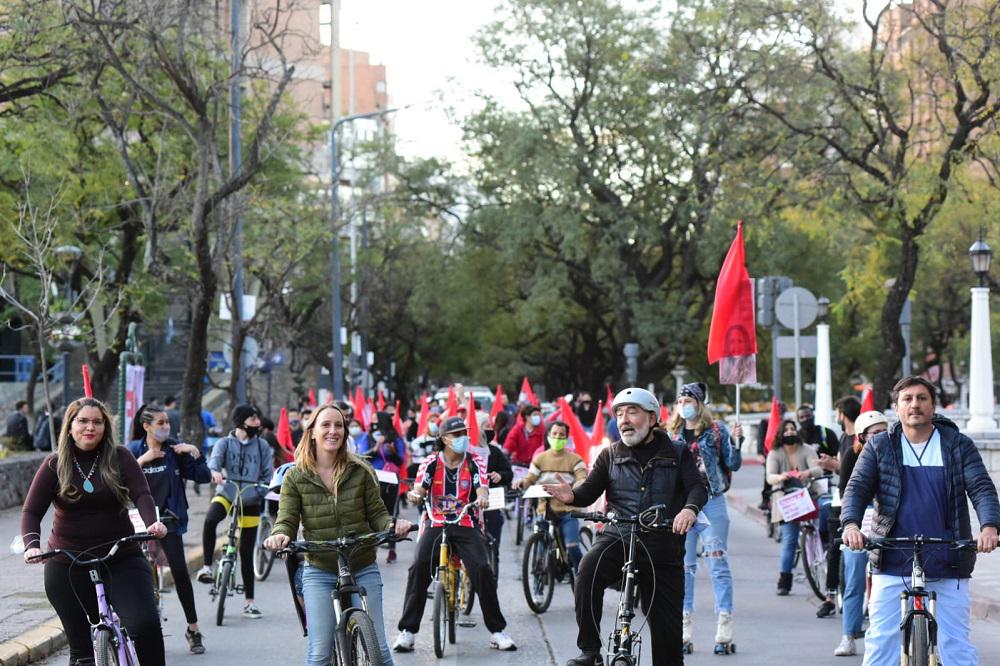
[74,418,106,428]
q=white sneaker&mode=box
[393,630,415,653]
[196,565,213,584]
[682,611,693,643]
[490,631,517,651]
[834,635,856,656]
[714,611,733,644]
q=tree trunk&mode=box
[873,228,921,408]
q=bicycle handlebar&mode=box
[278,525,419,557]
[570,504,673,530]
[864,535,978,552]
[30,533,159,565]
[421,500,479,525]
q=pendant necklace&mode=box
[73,454,100,493]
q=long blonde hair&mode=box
[56,398,130,507]
[294,404,364,492]
[667,400,714,436]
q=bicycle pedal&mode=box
[457,618,477,628]
[235,585,244,594]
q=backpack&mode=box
[712,422,733,494]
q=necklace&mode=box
[73,454,100,493]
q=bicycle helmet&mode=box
[266,461,296,501]
[611,387,660,415]
[855,410,889,436]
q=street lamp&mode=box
[814,296,833,429]
[816,296,830,323]
[966,230,996,432]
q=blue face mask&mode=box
[530,414,542,427]
[450,435,470,454]
[428,422,440,435]
[681,404,698,420]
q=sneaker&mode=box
[834,635,856,656]
[490,631,517,651]
[185,629,205,654]
[566,651,602,666]
[393,630,415,652]
[241,603,262,619]
[817,600,837,618]
[196,565,213,584]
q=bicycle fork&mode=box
[91,571,139,664]
[900,587,938,666]
[610,530,641,664]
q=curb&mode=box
[0,544,213,666]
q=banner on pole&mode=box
[123,364,145,441]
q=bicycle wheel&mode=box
[216,559,234,626]
[909,614,931,666]
[432,579,447,658]
[522,532,554,613]
[800,529,826,601]
[515,502,525,546]
[93,627,119,666]
[460,567,475,615]
[149,562,164,622]
[253,515,276,581]
[343,608,383,666]
[579,525,594,554]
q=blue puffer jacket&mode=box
[669,421,742,497]
[841,416,1000,577]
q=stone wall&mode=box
[0,452,47,510]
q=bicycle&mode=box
[422,500,479,658]
[279,527,417,666]
[571,504,685,665]
[522,508,578,613]
[32,533,158,665]
[253,498,277,581]
[799,514,828,601]
[142,510,179,624]
[864,535,977,666]
[209,482,268,626]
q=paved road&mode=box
[26,467,1000,664]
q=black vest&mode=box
[606,430,686,519]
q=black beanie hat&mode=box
[231,404,260,428]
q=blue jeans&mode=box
[780,521,800,573]
[553,513,583,571]
[842,547,868,637]
[302,563,393,666]
[683,494,733,614]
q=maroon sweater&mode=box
[21,445,158,557]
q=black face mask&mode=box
[243,425,261,438]
[798,418,814,430]
[781,435,799,446]
[484,429,495,443]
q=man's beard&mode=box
[621,424,651,447]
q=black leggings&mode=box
[160,532,197,625]
[202,502,258,599]
[44,551,164,666]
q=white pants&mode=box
[863,574,977,666]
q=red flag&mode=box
[861,387,875,413]
[659,405,671,424]
[416,393,430,437]
[489,384,504,421]
[81,365,93,398]
[352,386,365,421]
[559,397,592,466]
[365,397,375,427]
[707,221,757,384]
[276,407,295,462]
[377,389,386,412]
[763,396,781,453]
[308,389,318,407]
[466,394,480,445]
[445,385,459,417]
[393,400,403,438]
[519,377,539,406]
[605,384,615,411]
[591,401,605,449]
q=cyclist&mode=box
[666,382,742,653]
[513,420,587,574]
[832,409,888,657]
[544,387,706,666]
[264,404,412,665]
[482,425,513,577]
[393,416,516,652]
[842,376,999,665]
[196,404,272,618]
[127,403,212,654]
[503,404,545,467]
[20,397,168,665]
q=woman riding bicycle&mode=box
[393,416,517,653]
[666,381,743,653]
[766,419,824,595]
[264,404,411,666]
[127,402,212,654]
[21,397,168,665]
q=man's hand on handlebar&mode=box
[672,508,697,535]
[842,524,865,551]
[407,488,425,504]
[475,489,489,509]
[542,482,573,504]
[394,519,414,537]
[978,525,998,554]
[211,470,224,485]
[264,533,290,551]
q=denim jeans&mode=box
[302,563,393,666]
[553,513,583,571]
[842,547,868,637]
[779,521,800,574]
[683,494,733,614]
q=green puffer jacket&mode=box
[272,456,392,573]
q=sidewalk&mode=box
[0,487,218,665]
[727,460,1000,623]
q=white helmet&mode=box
[855,410,889,436]
[611,387,660,415]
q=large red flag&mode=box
[519,377,540,406]
[707,221,757,384]
[489,384,504,421]
[606,384,615,409]
[559,397,592,466]
[377,389,386,413]
[445,385,459,418]
[416,393,430,437]
[466,394,480,445]
[81,365,93,398]
[763,396,781,453]
[393,400,404,437]
[308,389,318,407]
[276,407,295,462]
[591,401,605,446]
[861,387,875,413]
[659,404,671,424]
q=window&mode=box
[319,2,332,46]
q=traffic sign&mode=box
[775,287,818,330]
[776,335,817,359]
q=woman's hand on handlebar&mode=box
[672,508,697,535]
[394,519,414,537]
[146,521,168,539]
[24,547,43,564]
[264,533,290,551]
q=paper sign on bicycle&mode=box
[375,469,399,485]
[521,485,551,500]
[776,488,815,522]
[486,486,506,511]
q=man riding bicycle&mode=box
[393,416,516,652]
[842,376,999,665]
[544,387,707,666]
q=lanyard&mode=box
[902,428,936,466]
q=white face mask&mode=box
[529,414,542,427]
[348,426,362,438]
[153,426,170,442]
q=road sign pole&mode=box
[793,292,802,407]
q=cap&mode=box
[440,416,468,436]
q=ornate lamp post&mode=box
[966,230,995,432]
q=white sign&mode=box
[375,469,399,485]
[522,485,551,500]
[128,508,146,534]
[486,487,506,511]
[776,488,815,522]
[219,294,257,321]
[776,336,818,359]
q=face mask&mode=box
[348,426,362,437]
[781,435,799,446]
[548,436,567,451]
[428,422,440,435]
[450,435,470,454]
[484,429,495,442]
[798,417,814,430]
[529,414,542,427]
[680,404,698,420]
[243,425,260,438]
[153,427,170,442]
[289,419,301,428]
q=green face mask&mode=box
[548,436,568,451]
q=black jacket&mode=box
[486,443,513,488]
